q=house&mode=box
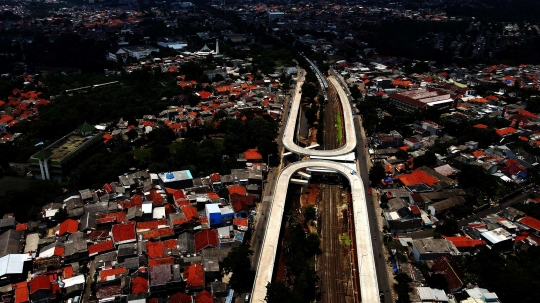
[428,196,466,217]
[441,236,485,252]
[185,263,204,291]
[28,122,104,181]
[195,290,214,303]
[480,227,513,250]
[416,287,448,302]
[205,204,221,226]
[388,89,455,112]
[29,276,52,302]
[122,45,159,60]
[58,219,79,236]
[0,254,32,286]
[0,229,24,258]
[157,170,194,190]
[518,216,540,235]
[111,221,137,245]
[464,287,500,303]
[411,238,461,261]
[194,229,219,253]
[432,255,466,293]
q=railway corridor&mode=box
[318,183,354,303]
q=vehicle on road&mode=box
[379,291,385,302]
[367,188,372,195]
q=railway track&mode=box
[317,79,354,303]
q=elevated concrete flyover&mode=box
[251,160,379,303]
[282,75,357,157]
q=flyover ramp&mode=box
[251,160,379,303]
[282,76,357,157]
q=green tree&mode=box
[369,162,386,187]
[218,187,229,200]
[221,244,255,292]
[435,218,459,237]
[265,282,300,303]
[303,205,317,222]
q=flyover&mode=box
[251,160,379,303]
[281,75,357,157]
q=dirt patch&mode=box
[300,184,319,208]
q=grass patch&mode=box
[212,138,224,152]
[335,113,343,145]
[132,148,151,162]
[341,235,351,246]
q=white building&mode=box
[122,45,160,60]
[268,12,285,20]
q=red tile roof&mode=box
[100,267,127,281]
[472,150,484,158]
[87,229,110,240]
[396,169,439,186]
[111,221,136,244]
[29,276,50,294]
[58,219,79,236]
[148,256,174,267]
[244,148,262,160]
[169,292,193,303]
[195,290,214,303]
[97,212,126,224]
[432,255,465,291]
[103,183,114,193]
[146,241,164,259]
[136,219,169,232]
[63,266,74,279]
[409,205,421,215]
[519,216,540,231]
[495,127,516,136]
[54,246,64,257]
[163,239,178,250]
[185,263,204,289]
[15,223,27,231]
[142,227,174,240]
[442,236,486,248]
[131,276,149,294]
[194,229,219,252]
[13,281,29,303]
[88,240,114,256]
[228,184,247,196]
[473,124,488,129]
[210,173,221,182]
[181,205,199,221]
[230,193,254,212]
[233,218,249,227]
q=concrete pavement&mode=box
[281,75,357,156]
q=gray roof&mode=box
[85,202,109,214]
[64,240,87,256]
[126,207,143,220]
[150,264,171,286]
[0,217,16,229]
[65,196,84,209]
[80,212,97,231]
[68,207,85,218]
[177,233,195,254]
[118,243,137,257]
[0,229,23,258]
[203,256,220,273]
[430,196,466,212]
[123,256,140,270]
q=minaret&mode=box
[215,39,219,55]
